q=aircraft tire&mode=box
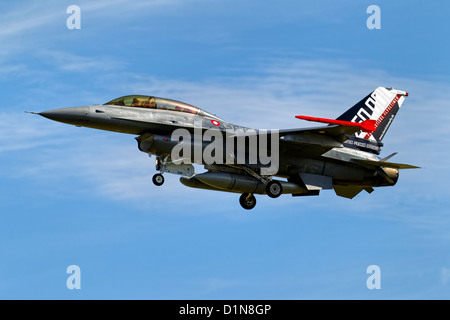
[239,193,256,210]
[266,180,283,198]
[152,173,165,186]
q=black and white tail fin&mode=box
[337,87,408,143]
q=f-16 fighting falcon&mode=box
[30,87,419,210]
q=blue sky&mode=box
[1,0,449,299]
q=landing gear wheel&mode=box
[266,180,283,198]
[152,173,165,186]
[239,193,257,210]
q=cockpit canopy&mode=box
[104,95,199,115]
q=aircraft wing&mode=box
[277,124,360,157]
[280,124,360,141]
[229,124,360,146]
[227,124,362,159]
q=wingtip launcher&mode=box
[295,115,376,133]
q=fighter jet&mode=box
[31,87,419,210]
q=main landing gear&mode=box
[236,167,283,209]
[239,193,257,210]
[265,180,283,198]
[239,180,283,210]
[152,173,165,186]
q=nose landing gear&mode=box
[152,156,165,186]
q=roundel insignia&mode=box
[211,120,220,126]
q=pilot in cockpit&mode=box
[141,97,156,108]
[131,98,141,107]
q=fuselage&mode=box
[38,95,397,190]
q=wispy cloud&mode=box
[0,3,59,39]
[3,57,450,231]
[0,0,198,40]
[0,0,196,77]
[0,112,67,153]
[36,50,126,73]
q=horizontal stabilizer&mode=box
[352,159,420,169]
[380,152,398,161]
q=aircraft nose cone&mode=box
[39,106,90,126]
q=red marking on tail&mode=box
[295,115,376,133]
[363,94,401,139]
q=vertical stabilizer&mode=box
[336,87,408,142]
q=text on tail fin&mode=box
[337,87,408,142]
